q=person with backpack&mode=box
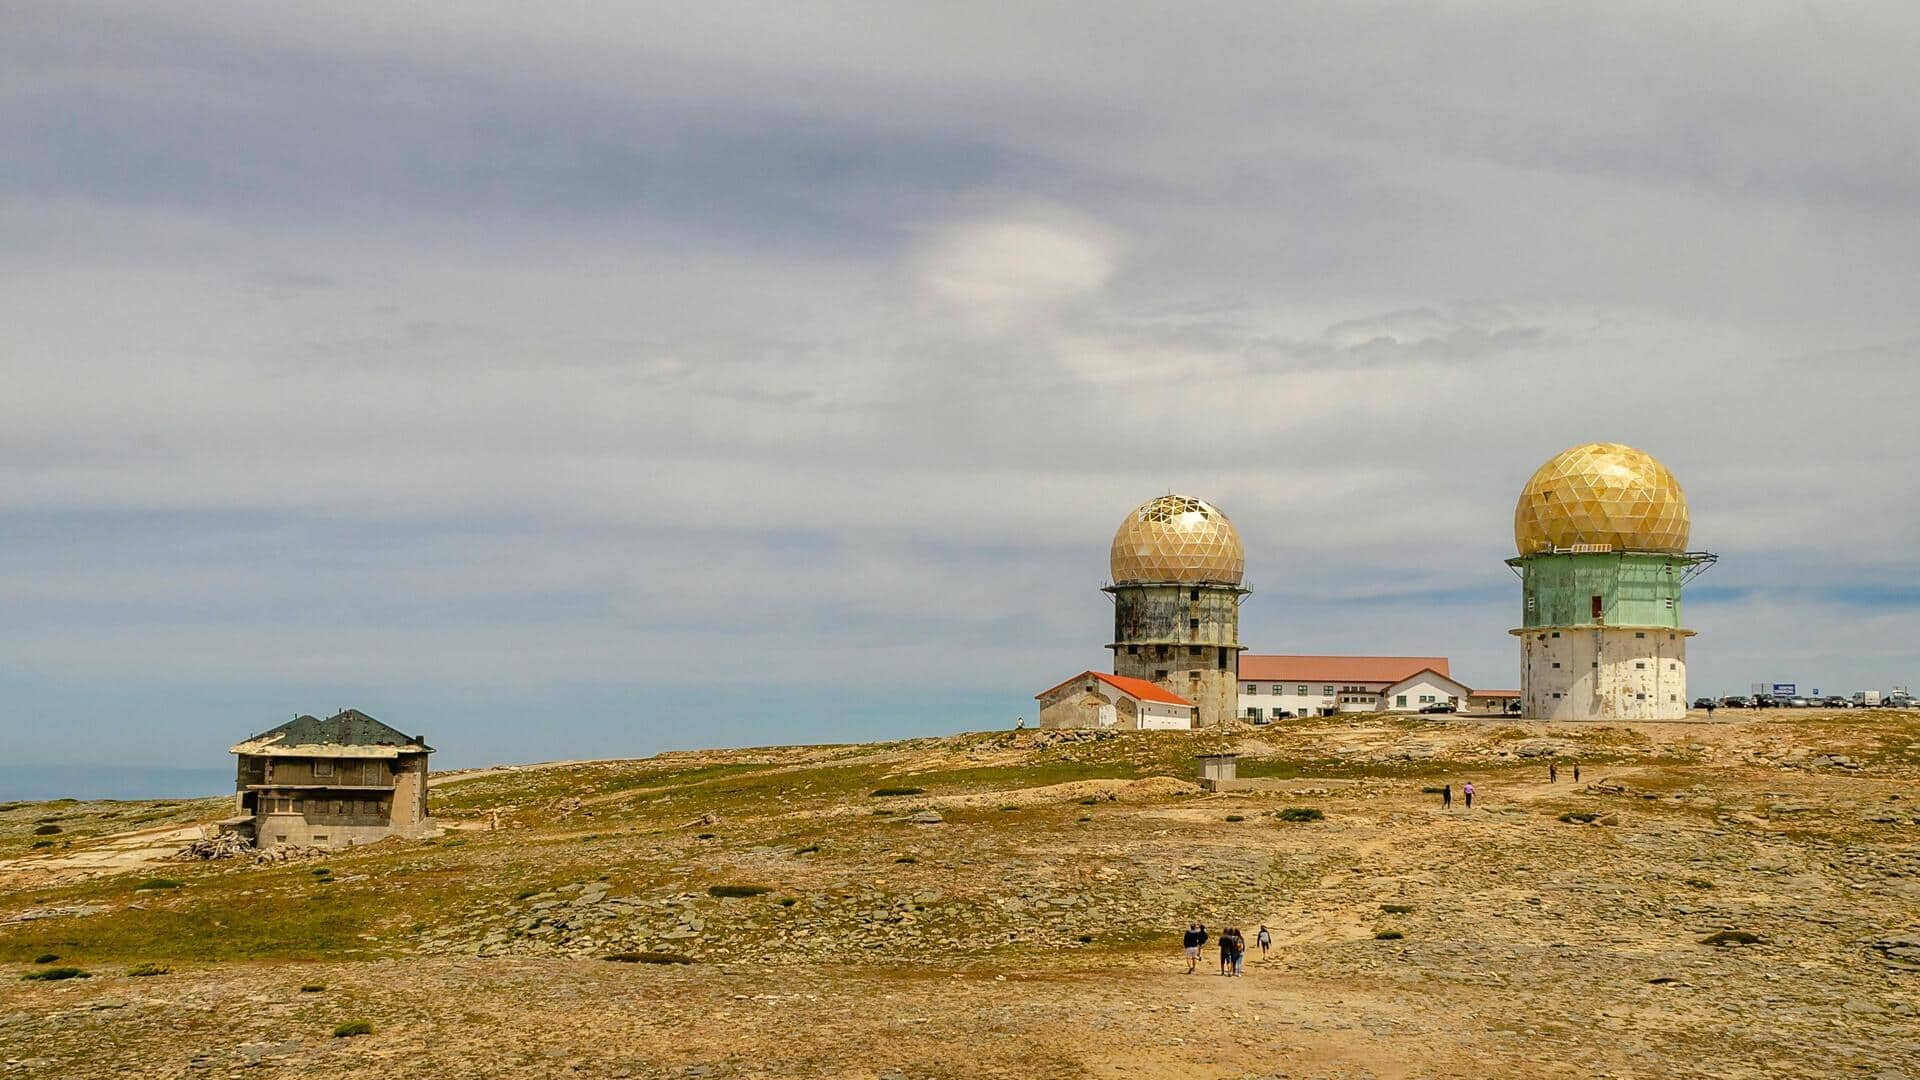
[1441,783,1452,810]
[1255,924,1272,958]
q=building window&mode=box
[1526,593,1536,611]
[1551,632,1560,639]
[1669,663,1677,670]
[1636,692,1647,700]
[1323,685,1334,695]
[1552,662,1562,669]
[312,760,334,778]
[1552,692,1564,699]
[1246,707,1262,719]
[1396,695,1407,707]
[1156,645,1168,660]
[1635,632,1646,639]
[1297,685,1308,695]
[1189,619,1200,632]
[1188,645,1201,656]
[1665,597,1675,609]
[1635,662,1646,670]
[1419,695,1436,703]
[1670,694,1677,701]
[1127,645,1138,655]
[1154,670,1168,679]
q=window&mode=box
[1635,692,1647,700]
[1664,597,1675,609]
[1218,649,1230,669]
[1396,695,1407,707]
[312,759,334,778]
[1323,685,1334,695]
[1156,645,1168,660]
[1126,645,1138,655]
[1552,692,1563,699]
[1188,645,1201,656]
[1246,707,1262,719]
[1669,663,1677,670]
[1243,683,1254,693]
[1526,593,1536,611]
[1419,695,1436,704]
[1189,619,1200,632]
[1591,595,1604,620]
[1551,632,1560,639]
[1635,662,1647,670]
[1154,669,1168,679]
[1635,632,1646,639]
[1670,694,1677,702]
[1537,633,1545,641]
[1190,588,1200,601]
[1552,662,1562,669]
[1297,685,1308,695]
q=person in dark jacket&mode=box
[1182,923,1207,974]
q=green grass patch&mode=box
[30,840,54,849]
[32,954,59,964]
[126,962,172,977]
[312,868,332,877]
[1277,807,1324,822]
[133,878,184,891]
[32,824,61,836]
[332,1020,374,1038]
[22,967,88,981]
[870,787,925,797]
[707,884,770,898]
[604,951,693,965]
[778,897,798,907]
[1224,814,1245,822]
[1374,930,1404,941]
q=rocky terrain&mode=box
[2,710,1916,1078]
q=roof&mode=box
[1238,655,1452,684]
[1473,689,1521,698]
[1379,668,1473,696]
[1035,671,1194,708]
[230,709,433,758]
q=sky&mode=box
[4,3,1919,795]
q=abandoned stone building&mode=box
[226,709,435,849]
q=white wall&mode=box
[1237,680,1340,719]
[1519,628,1689,720]
[1380,675,1469,711]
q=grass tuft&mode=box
[22,967,88,981]
[1278,807,1324,822]
[1379,903,1415,914]
[1224,814,1245,822]
[301,984,326,993]
[311,867,332,877]
[1682,878,1714,890]
[779,897,798,907]
[707,884,770,898]
[126,962,172,977]
[32,824,61,835]
[332,1020,374,1038]
[604,951,693,965]
[1374,930,1404,940]
[894,855,918,864]
[32,954,59,965]
[870,787,925,797]
[133,878,183,891]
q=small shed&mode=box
[1195,753,1238,791]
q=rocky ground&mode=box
[2,710,1916,1078]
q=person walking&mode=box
[1572,765,1580,783]
[1441,783,1452,810]
[1463,781,1475,809]
[1219,926,1234,975]
[1229,927,1246,975]
[1182,923,1207,974]
[1549,762,1558,783]
[1256,924,1272,958]
[1705,700,1716,720]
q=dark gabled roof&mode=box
[231,709,433,757]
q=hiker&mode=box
[1228,927,1246,975]
[1256,924,1272,958]
[1705,700,1715,720]
[1463,781,1475,809]
[1219,925,1234,974]
[1182,923,1207,974]
[1572,765,1580,783]
[1442,783,1452,810]
[1549,762,1557,783]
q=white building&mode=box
[1236,655,1471,719]
[1034,670,1196,730]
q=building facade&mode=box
[1508,443,1714,721]
[1105,495,1248,727]
[1237,655,1467,718]
[227,709,436,848]
[1035,671,1195,730]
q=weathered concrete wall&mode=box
[1518,626,1689,720]
[1107,582,1244,727]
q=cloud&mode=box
[2,2,1918,773]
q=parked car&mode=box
[1693,697,1717,709]
[1719,696,1751,708]
[1419,702,1457,714]
[1823,696,1851,708]
[1788,697,1811,708]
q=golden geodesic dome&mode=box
[1514,442,1690,555]
[1110,494,1245,585]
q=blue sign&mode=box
[1772,683,1796,697]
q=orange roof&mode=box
[1035,671,1194,708]
[1238,655,1452,684]
[1473,689,1521,698]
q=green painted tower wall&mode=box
[1512,552,1695,630]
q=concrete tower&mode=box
[1508,443,1715,720]
[1106,495,1248,727]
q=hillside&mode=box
[3,711,1917,1078]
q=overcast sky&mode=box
[4,2,1918,787]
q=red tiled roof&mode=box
[1035,670,1194,708]
[1237,655,1452,684]
[1472,689,1521,698]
